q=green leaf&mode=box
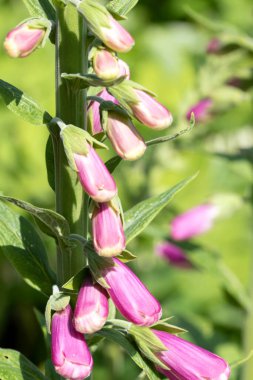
[62,267,88,291]
[105,155,122,173]
[62,73,125,90]
[22,0,56,20]
[124,174,198,243]
[97,329,163,380]
[0,80,52,126]
[0,200,55,295]
[45,136,55,191]
[0,196,70,243]
[86,244,114,288]
[107,0,139,18]
[0,348,47,380]
[151,321,187,335]
[117,249,137,263]
[130,326,167,353]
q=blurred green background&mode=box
[0,0,253,379]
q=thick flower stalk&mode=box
[51,305,93,380]
[4,21,46,58]
[102,258,162,325]
[153,329,230,380]
[73,274,109,334]
[171,203,219,241]
[156,241,192,268]
[74,145,117,202]
[92,202,126,257]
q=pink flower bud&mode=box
[74,145,117,202]
[51,305,93,380]
[156,242,192,269]
[171,203,219,241]
[118,59,130,79]
[100,15,135,53]
[106,112,146,160]
[93,50,120,80]
[92,202,126,257]
[186,98,213,122]
[102,258,162,326]
[131,90,173,130]
[206,38,222,54]
[88,89,118,135]
[4,23,45,58]
[153,329,230,380]
[73,275,109,334]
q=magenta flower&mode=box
[4,22,45,58]
[118,59,130,79]
[92,202,126,257]
[171,203,219,241]
[93,49,120,80]
[74,145,117,202]
[102,258,162,326]
[186,98,213,122]
[73,274,109,334]
[156,242,192,268]
[88,89,118,135]
[51,305,93,380]
[153,329,230,380]
[106,112,146,160]
[131,90,173,130]
[100,15,135,53]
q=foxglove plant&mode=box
[0,0,231,379]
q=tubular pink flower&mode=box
[92,202,126,257]
[131,90,173,130]
[74,145,117,202]
[156,242,192,268]
[171,203,219,241]
[88,89,118,135]
[100,15,135,53]
[186,98,213,122]
[51,305,93,380]
[4,23,45,58]
[153,329,230,380]
[93,50,120,80]
[118,59,130,79]
[106,112,146,160]
[102,258,162,326]
[73,274,109,334]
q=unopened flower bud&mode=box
[102,258,162,326]
[74,275,109,334]
[206,38,222,54]
[186,98,213,122]
[118,59,130,79]
[74,145,117,202]
[156,242,192,268]
[100,15,134,53]
[171,203,219,241]
[131,90,173,130]
[4,22,45,58]
[153,329,230,380]
[51,305,93,380]
[93,50,120,80]
[92,202,126,257]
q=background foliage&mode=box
[0,0,252,379]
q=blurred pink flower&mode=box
[156,241,192,268]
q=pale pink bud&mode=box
[100,15,135,53]
[92,202,126,257]
[186,98,213,122]
[93,50,120,80]
[118,59,130,79]
[102,258,162,326]
[153,329,230,380]
[88,89,118,135]
[51,305,93,380]
[73,274,109,334]
[156,242,192,269]
[107,112,146,160]
[74,145,117,202]
[4,23,45,58]
[206,38,222,54]
[171,203,219,241]
[131,90,173,130]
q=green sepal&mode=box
[45,292,71,333]
[22,0,56,20]
[25,17,53,47]
[86,244,115,288]
[117,249,137,263]
[77,0,111,37]
[62,72,126,90]
[107,0,139,19]
[152,319,187,335]
[105,155,122,173]
[62,267,89,291]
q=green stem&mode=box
[53,3,88,285]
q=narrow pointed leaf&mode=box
[124,174,198,243]
[107,0,139,18]
[105,155,122,173]
[0,80,52,126]
[22,0,56,20]
[0,200,55,295]
[62,73,125,90]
